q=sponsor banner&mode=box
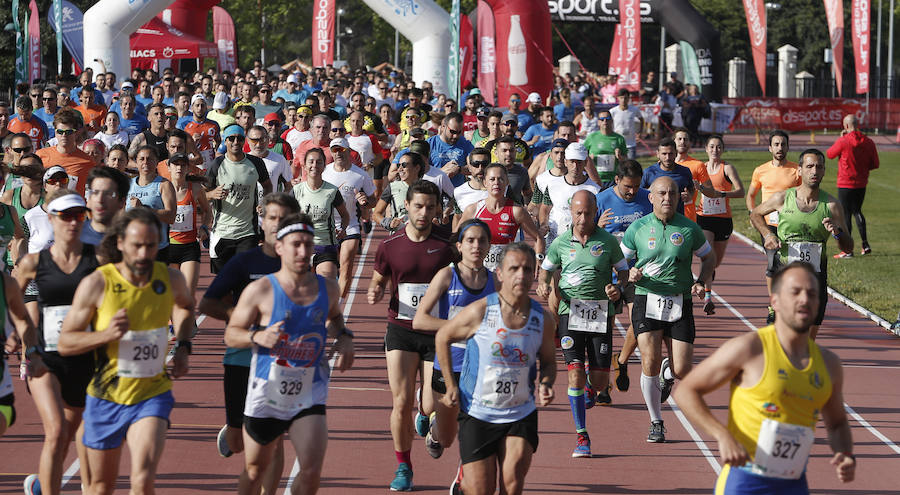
[460,14,474,89]
[726,98,864,131]
[743,0,767,95]
[312,0,335,67]
[851,0,870,93]
[548,0,653,23]
[823,0,844,96]
[212,6,237,73]
[28,0,41,82]
[449,0,460,100]
[477,1,496,105]
[613,0,640,90]
[47,0,84,70]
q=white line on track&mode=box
[284,233,374,494]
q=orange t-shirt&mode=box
[35,146,95,195]
[75,104,107,132]
[679,154,709,222]
[750,160,800,226]
[292,140,335,180]
[7,115,48,150]
[183,119,220,165]
[696,163,733,218]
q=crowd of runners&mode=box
[0,60,883,494]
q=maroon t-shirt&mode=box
[374,229,454,331]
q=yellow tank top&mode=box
[727,325,831,466]
[88,262,175,405]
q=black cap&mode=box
[168,152,190,164]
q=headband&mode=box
[457,219,491,241]
[276,222,315,240]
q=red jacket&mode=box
[826,130,879,188]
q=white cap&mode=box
[329,137,349,149]
[213,91,228,110]
[287,74,299,84]
[120,81,134,90]
[564,142,588,161]
[43,165,68,182]
[47,194,87,214]
[190,93,206,106]
[526,92,541,104]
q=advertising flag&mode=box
[449,0,460,102]
[615,0,641,91]
[312,0,335,67]
[46,0,84,70]
[477,1,496,105]
[212,6,237,73]
[851,0,870,93]
[823,0,845,95]
[742,0,767,94]
[28,0,41,82]
[460,14,474,89]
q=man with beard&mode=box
[675,262,856,494]
[427,112,474,187]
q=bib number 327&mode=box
[752,419,814,480]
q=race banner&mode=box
[449,0,461,102]
[742,0,767,95]
[53,0,62,74]
[28,0,41,82]
[212,6,237,73]
[13,0,27,85]
[607,0,641,90]
[477,1,496,105]
[726,97,863,131]
[47,0,84,70]
[460,14,474,89]
[823,0,845,95]
[851,0,870,93]
[680,41,701,88]
[312,0,335,67]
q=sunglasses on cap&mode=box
[55,128,75,135]
[45,176,69,186]
[51,209,87,222]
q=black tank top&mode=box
[142,129,169,160]
[35,244,99,350]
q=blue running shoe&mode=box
[415,412,429,437]
[23,474,41,495]
[390,463,413,491]
[572,432,591,458]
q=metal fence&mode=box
[724,69,899,100]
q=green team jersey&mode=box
[542,228,626,314]
[776,188,830,273]
[621,212,709,296]
[293,180,344,246]
[583,131,627,183]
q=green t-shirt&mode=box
[777,188,830,272]
[209,156,263,240]
[293,180,344,246]
[583,131,627,182]
[621,213,709,296]
[543,228,626,314]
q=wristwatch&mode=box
[175,340,193,354]
[720,191,727,198]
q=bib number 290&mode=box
[132,343,160,362]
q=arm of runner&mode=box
[169,267,195,378]
[367,269,388,305]
[5,273,42,376]
[435,299,487,408]
[819,348,855,483]
[412,267,453,332]
[58,271,124,356]
[335,202,350,239]
[127,133,146,159]
[584,157,602,184]
[225,277,279,348]
[457,202,475,225]
[750,191,786,250]
[537,256,558,301]
[824,196,854,254]
[325,277,354,372]
[193,182,213,231]
[722,164,745,198]
[746,170,761,211]
[693,241,716,298]
[536,314,557,407]
[515,205,544,256]
[696,178,718,198]
[673,332,759,467]
[13,253,40,328]
[154,179,177,224]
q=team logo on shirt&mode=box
[648,237,657,249]
[809,371,824,389]
[761,402,780,417]
[589,244,604,257]
[496,328,508,340]
[569,248,577,260]
[500,213,509,221]
[560,336,574,350]
[669,232,684,246]
[273,332,324,367]
[152,280,166,294]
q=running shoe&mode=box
[449,462,463,495]
[390,463,414,492]
[614,352,630,392]
[362,220,373,234]
[861,245,872,256]
[584,383,596,410]
[833,251,854,259]
[766,306,776,325]
[572,432,592,458]
[658,357,674,403]
[595,385,612,406]
[647,420,666,443]
[425,428,444,459]
[415,412,430,438]
[217,424,233,458]
[892,319,900,333]
[703,298,716,315]
[23,474,40,495]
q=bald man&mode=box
[620,176,716,442]
[826,114,879,257]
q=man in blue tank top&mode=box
[225,212,354,495]
[435,242,557,495]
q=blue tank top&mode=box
[435,265,495,373]
[459,293,544,423]
[244,274,331,420]
[128,175,169,248]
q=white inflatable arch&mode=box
[82,0,175,77]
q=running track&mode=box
[2,231,899,494]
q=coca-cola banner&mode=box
[460,14,474,89]
[477,1,496,105]
[28,0,41,82]
[742,0,766,95]
[312,0,335,67]
[608,0,640,91]
[823,0,844,96]
[851,0,870,93]
[726,98,863,131]
[212,6,236,73]
[486,0,554,107]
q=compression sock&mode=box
[641,373,663,422]
[395,450,411,467]
[705,289,712,300]
[568,388,587,433]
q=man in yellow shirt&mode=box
[59,207,195,495]
[675,262,855,494]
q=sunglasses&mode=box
[247,137,263,142]
[259,89,270,93]
[12,147,32,153]
[226,135,245,142]
[331,146,347,153]
[43,97,54,101]
[470,160,489,168]
[509,99,521,103]
[55,128,75,135]
[30,94,41,98]
[598,117,612,121]
[45,177,70,186]
[331,128,343,133]
[52,209,86,222]
[502,122,517,126]
[166,115,178,120]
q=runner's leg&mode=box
[261,439,284,495]
[287,414,328,495]
[179,260,200,298]
[125,416,168,495]
[497,436,533,495]
[315,261,338,280]
[386,349,421,455]
[239,428,279,495]
[462,456,498,495]
[85,447,122,495]
[669,340,694,380]
[338,238,360,299]
[29,372,68,495]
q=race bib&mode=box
[752,419,814,480]
[42,305,78,352]
[171,204,194,233]
[569,299,608,333]
[701,195,727,215]
[767,211,780,225]
[483,244,504,271]
[265,362,315,412]
[595,154,615,172]
[645,293,683,322]
[787,242,822,271]
[67,175,78,191]
[117,327,167,378]
[397,283,434,320]
[480,365,530,409]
